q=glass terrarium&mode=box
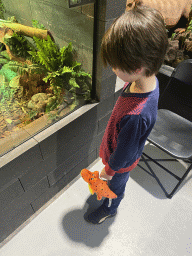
[0,0,95,156]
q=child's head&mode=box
[100,1,169,78]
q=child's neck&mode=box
[130,75,156,93]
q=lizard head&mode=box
[81,169,99,184]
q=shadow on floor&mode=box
[61,193,117,248]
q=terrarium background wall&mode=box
[2,0,94,75]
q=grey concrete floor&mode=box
[0,142,192,256]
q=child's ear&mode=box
[135,67,145,74]
[135,68,142,74]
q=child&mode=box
[84,1,168,224]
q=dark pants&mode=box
[102,171,130,215]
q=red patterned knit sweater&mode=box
[99,77,159,176]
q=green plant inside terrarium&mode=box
[0,18,92,125]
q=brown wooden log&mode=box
[0,21,52,40]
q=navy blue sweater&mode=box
[99,77,159,176]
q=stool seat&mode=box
[148,109,192,160]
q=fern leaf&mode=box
[32,35,61,72]
[68,42,73,52]
[0,58,9,64]
[0,51,10,60]
[28,50,38,61]
[32,19,46,30]
[72,61,81,69]
[69,78,80,88]
[43,71,61,83]
[62,66,73,73]
[33,36,44,53]
[78,71,92,78]
[61,42,73,67]
[0,66,17,82]
[60,46,66,66]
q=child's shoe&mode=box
[84,205,117,224]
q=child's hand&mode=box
[100,168,113,181]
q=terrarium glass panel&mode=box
[0,0,94,156]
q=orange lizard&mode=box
[81,169,117,200]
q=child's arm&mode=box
[105,114,147,176]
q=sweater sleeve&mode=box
[105,115,147,176]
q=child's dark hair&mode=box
[100,1,169,77]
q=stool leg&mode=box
[140,154,170,198]
[139,154,192,198]
[167,163,192,198]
